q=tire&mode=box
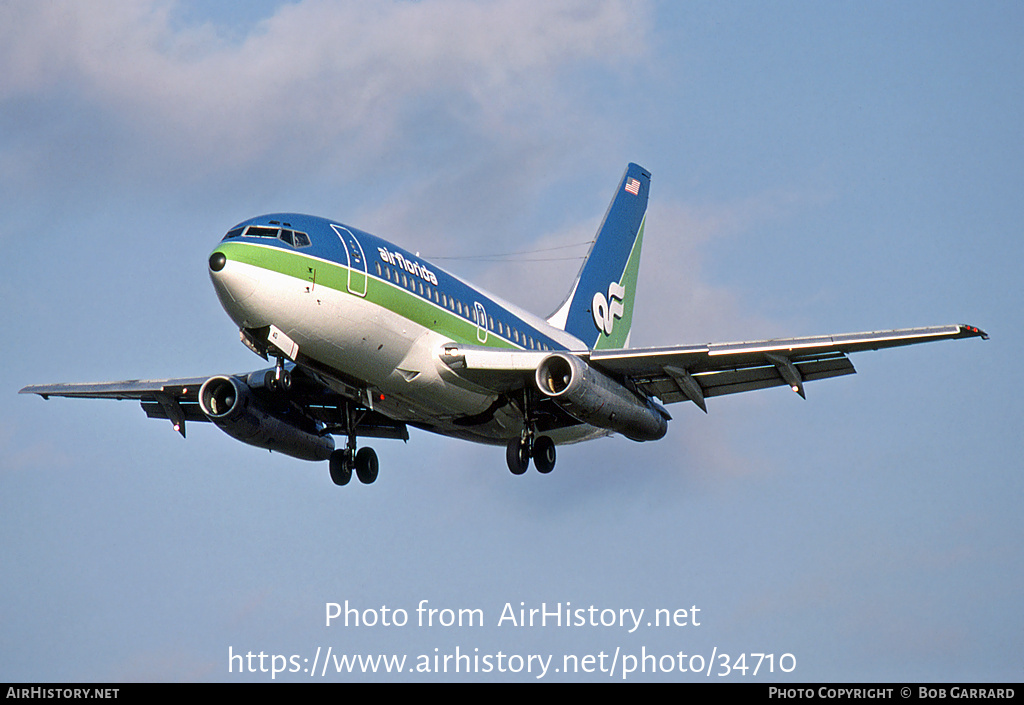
[329,450,352,486]
[533,435,556,474]
[506,438,529,475]
[355,447,379,484]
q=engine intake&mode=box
[535,353,668,441]
[198,376,334,461]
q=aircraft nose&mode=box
[208,249,257,304]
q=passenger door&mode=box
[330,224,368,297]
[474,301,488,344]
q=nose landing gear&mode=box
[265,356,292,393]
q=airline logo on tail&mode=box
[592,282,626,336]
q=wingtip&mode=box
[960,324,989,340]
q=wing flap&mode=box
[141,400,208,423]
[698,354,857,399]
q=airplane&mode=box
[21,163,987,486]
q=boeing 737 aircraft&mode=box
[21,164,987,486]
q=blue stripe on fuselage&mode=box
[222,213,575,353]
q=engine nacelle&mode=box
[198,376,335,461]
[534,353,668,441]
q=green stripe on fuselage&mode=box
[216,241,519,349]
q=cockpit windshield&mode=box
[222,224,311,248]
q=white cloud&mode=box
[0,0,651,178]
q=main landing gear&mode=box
[506,431,556,475]
[328,401,378,486]
[505,389,557,475]
[329,446,378,486]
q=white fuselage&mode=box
[210,243,606,446]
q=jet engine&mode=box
[534,353,668,441]
[198,376,335,461]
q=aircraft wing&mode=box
[19,377,210,437]
[19,367,409,441]
[587,324,987,411]
[441,324,987,413]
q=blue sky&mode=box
[1,0,1020,682]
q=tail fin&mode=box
[547,163,650,350]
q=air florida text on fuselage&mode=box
[377,246,438,287]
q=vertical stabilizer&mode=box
[547,163,650,350]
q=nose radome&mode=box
[208,249,258,307]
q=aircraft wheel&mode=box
[533,435,556,474]
[506,438,530,475]
[265,368,292,393]
[355,447,379,484]
[329,449,352,486]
